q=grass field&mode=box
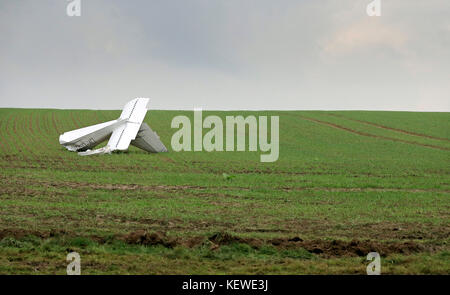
[0,109,448,274]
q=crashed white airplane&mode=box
[59,98,167,156]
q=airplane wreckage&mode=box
[59,98,167,156]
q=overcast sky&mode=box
[0,0,449,111]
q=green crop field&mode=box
[0,109,449,274]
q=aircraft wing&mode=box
[131,123,168,153]
[59,119,123,151]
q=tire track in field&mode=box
[40,111,66,162]
[42,111,52,136]
[40,111,57,143]
[25,112,61,168]
[23,119,45,166]
[297,114,450,151]
[19,112,43,159]
[43,111,60,141]
[4,113,15,152]
[25,112,40,146]
[282,187,450,193]
[26,112,48,160]
[17,112,44,163]
[12,113,33,161]
[28,112,35,136]
[59,111,84,170]
[4,112,35,162]
[51,112,61,135]
[34,112,41,135]
[3,175,447,194]
[40,111,69,169]
[70,111,82,129]
[0,118,5,153]
[29,112,48,152]
[327,113,450,142]
[0,114,12,154]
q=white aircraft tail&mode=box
[107,98,149,151]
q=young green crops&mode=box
[0,109,448,274]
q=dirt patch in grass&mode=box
[0,228,68,240]
[0,176,207,193]
[206,232,435,258]
[236,219,450,242]
[348,222,450,241]
[0,161,146,172]
[4,176,448,198]
[268,237,428,257]
[160,156,176,163]
[122,230,177,248]
[0,228,441,258]
[119,231,440,258]
[0,186,67,197]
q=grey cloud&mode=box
[0,0,448,111]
